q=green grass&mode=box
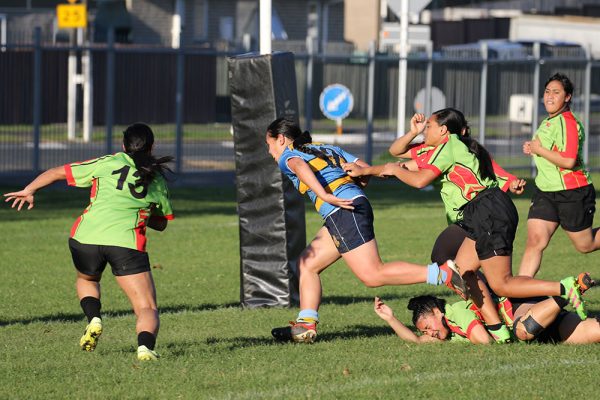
[1,181,599,399]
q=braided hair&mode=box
[123,123,174,187]
[433,108,496,182]
[407,295,447,326]
[266,118,344,168]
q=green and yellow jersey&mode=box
[533,110,592,191]
[64,152,174,252]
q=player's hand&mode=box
[374,297,394,322]
[380,162,401,177]
[322,193,354,210]
[410,113,426,135]
[3,189,35,211]
[342,162,364,177]
[529,136,543,155]
[509,178,526,195]
[522,141,532,155]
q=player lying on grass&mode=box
[3,123,173,361]
[265,117,467,344]
[343,108,591,343]
[374,273,597,344]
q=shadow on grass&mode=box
[0,301,241,327]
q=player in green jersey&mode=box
[4,123,174,361]
[520,73,600,277]
[374,276,599,345]
[343,108,592,337]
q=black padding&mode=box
[228,52,305,308]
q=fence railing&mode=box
[1,29,600,178]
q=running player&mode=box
[4,123,173,361]
[266,117,466,344]
[343,108,591,336]
[520,73,600,277]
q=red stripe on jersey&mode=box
[134,209,150,252]
[562,171,590,190]
[491,159,515,192]
[90,178,98,199]
[444,316,468,338]
[64,164,76,186]
[447,165,485,201]
[70,216,82,237]
[560,111,579,159]
[466,319,484,339]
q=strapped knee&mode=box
[518,315,545,337]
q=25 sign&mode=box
[56,4,87,29]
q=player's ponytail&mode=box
[267,118,333,162]
[433,108,496,182]
[123,123,174,187]
[407,295,446,326]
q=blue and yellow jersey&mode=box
[278,143,365,218]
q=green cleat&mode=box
[560,276,587,320]
[137,345,159,361]
[79,317,103,352]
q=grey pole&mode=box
[175,46,185,174]
[531,42,541,178]
[305,37,314,131]
[365,41,375,165]
[105,28,115,155]
[478,41,488,145]
[425,41,433,117]
[32,27,42,172]
[583,45,591,165]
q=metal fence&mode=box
[2,29,600,179]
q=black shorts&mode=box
[324,196,375,253]
[69,238,151,277]
[528,185,596,232]
[460,187,519,260]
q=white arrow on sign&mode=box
[326,92,348,112]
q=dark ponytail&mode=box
[433,108,496,182]
[267,117,335,164]
[407,295,446,326]
[123,123,174,187]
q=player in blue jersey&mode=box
[266,118,466,343]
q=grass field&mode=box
[1,180,599,399]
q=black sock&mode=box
[138,331,156,350]
[552,296,569,308]
[486,323,503,331]
[80,297,101,322]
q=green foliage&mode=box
[1,182,598,399]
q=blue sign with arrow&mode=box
[319,84,354,121]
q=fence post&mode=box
[105,28,115,155]
[531,42,541,177]
[175,46,184,174]
[583,44,592,165]
[305,37,314,131]
[478,42,488,145]
[425,42,433,117]
[365,41,375,165]
[32,27,41,172]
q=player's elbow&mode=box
[562,158,577,170]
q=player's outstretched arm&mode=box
[374,297,438,344]
[3,166,66,211]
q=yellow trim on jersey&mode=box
[314,176,355,211]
